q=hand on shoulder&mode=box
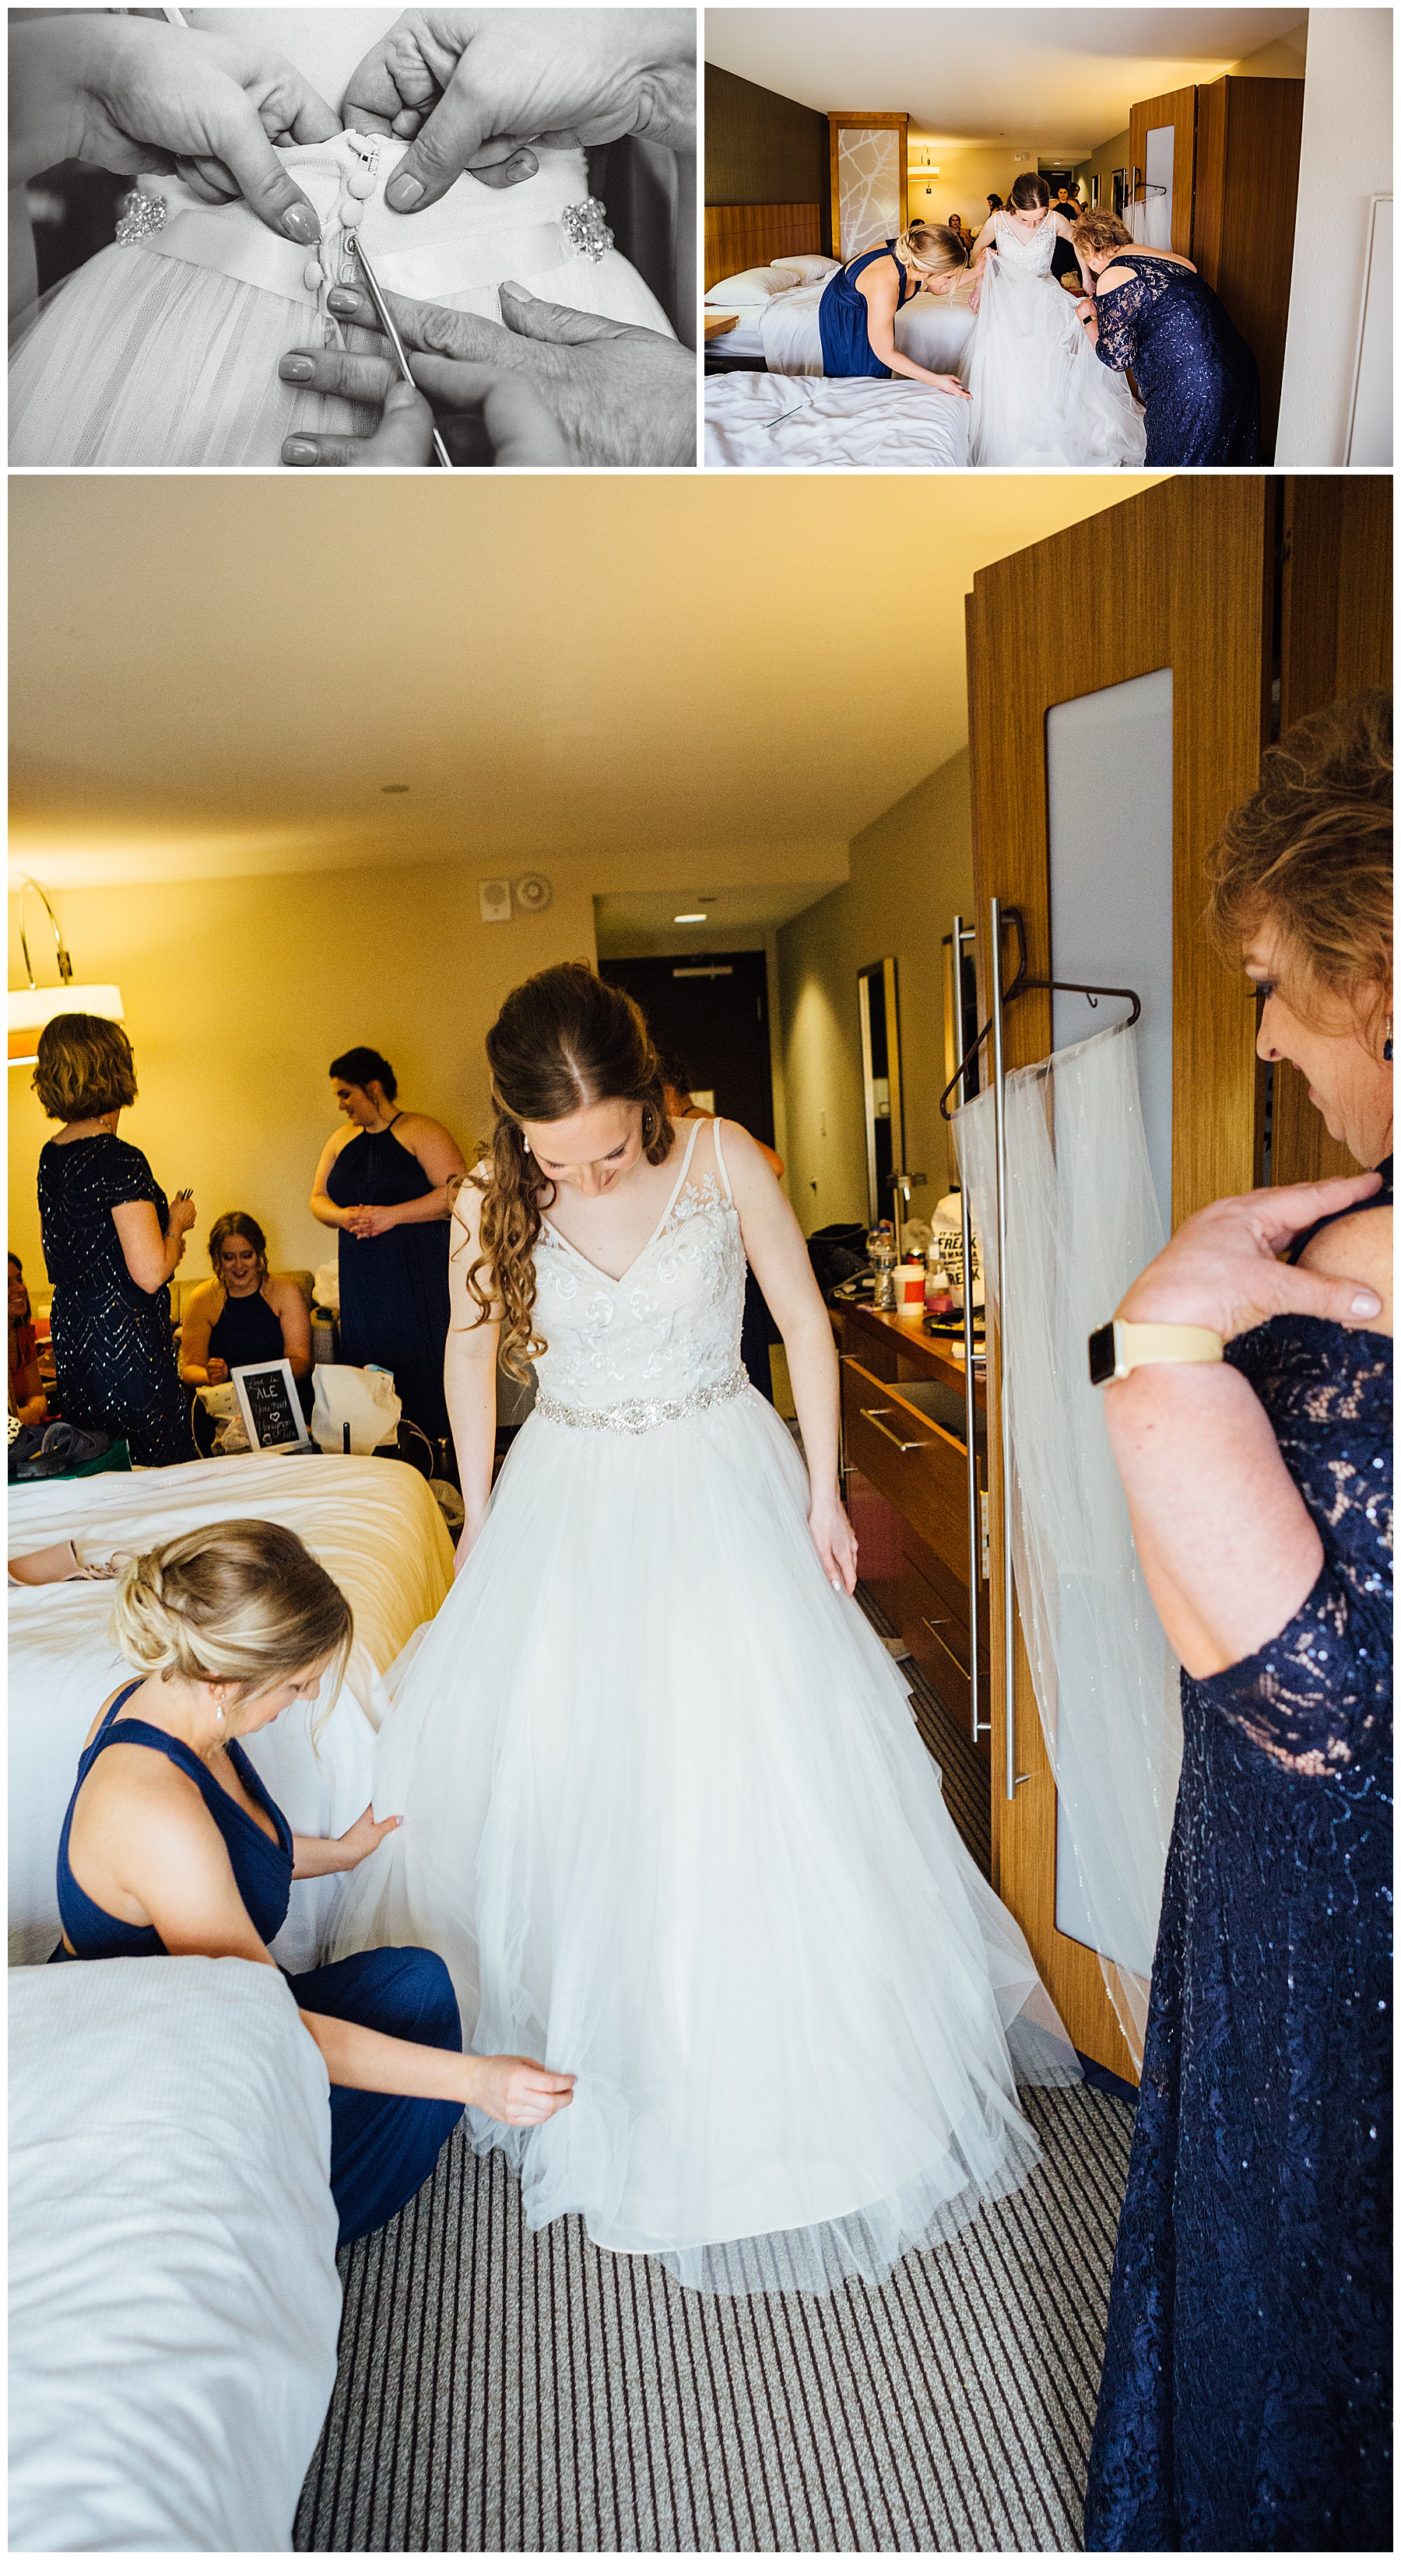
[1298,1205,1393,1337]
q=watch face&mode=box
[1087,1323,1118,1386]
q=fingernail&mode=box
[327,286,360,315]
[282,438,318,466]
[830,1575,842,1591]
[385,381,418,411]
[279,355,314,381]
[1351,1291,1381,1315]
[386,171,424,210]
[506,150,537,182]
[280,202,320,246]
[500,279,532,300]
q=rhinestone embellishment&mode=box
[115,189,167,246]
[537,1368,748,1434]
[560,198,613,263]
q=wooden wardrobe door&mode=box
[1192,77,1304,461]
[1128,86,1196,253]
[1270,476,1394,1188]
[964,478,1274,2079]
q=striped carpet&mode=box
[295,2080,1131,2553]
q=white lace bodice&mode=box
[992,211,1058,276]
[532,1122,747,1413]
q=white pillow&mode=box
[771,254,840,284]
[704,265,795,310]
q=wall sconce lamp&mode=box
[8,880,125,1067]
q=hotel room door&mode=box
[963,476,1275,2081]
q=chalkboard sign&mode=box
[232,1359,311,1454]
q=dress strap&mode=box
[712,1119,734,1203]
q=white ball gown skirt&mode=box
[963,254,1146,468]
[9,134,672,467]
[334,1382,1076,2296]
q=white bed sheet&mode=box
[758,276,978,378]
[705,372,972,471]
[9,1956,340,2553]
[707,312,769,362]
[9,1453,453,1968]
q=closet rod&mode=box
[936,905,1142,1122]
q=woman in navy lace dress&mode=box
[1073,209,1259,464]
[1085,692,1392,2550]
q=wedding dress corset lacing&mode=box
[531,1122,748,1422]
[992,212,1058,276]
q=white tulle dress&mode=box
[9,7,673,466]
[963,212,1146,469]
[334,1117,1074,2295]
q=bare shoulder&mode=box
[450,1162,490,1237]
[1098,264,1136,294]
[1300,1205,1393,1335]
[711,1119,785,1206]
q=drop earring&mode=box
[521,1135,532,1156]
[1385,1019,1393,1063]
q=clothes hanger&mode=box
[937,905,1142,1120]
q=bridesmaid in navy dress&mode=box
[53,1521,574,2248]
[33,1014,195,1466]
[1085,693,1392,2550]
[312,1047,466,1449]
[817,223,971,397]
[1074,209,1259,463]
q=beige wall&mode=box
[776,750,973,1236]
[7,860,602,1292]
[1277,8,1390,463]
[906,143,1048,234]
[1073,128,1130,213]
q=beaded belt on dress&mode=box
[535,1369,749,1434]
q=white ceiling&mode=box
[706,7,1308,153]
[10,473,1160,898]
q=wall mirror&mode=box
[856,957,904,1226]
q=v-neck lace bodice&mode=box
[992,211,1058,276]
[533,1123,747,1410]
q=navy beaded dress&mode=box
[325,1119,451,1445]
[37,1133,190,1466]
[1085,1164,1393,2551]
[53,1683,464,2250]
[817,243,918,377]
[1090,252,1259,463]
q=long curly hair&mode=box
[463,964,673,1380]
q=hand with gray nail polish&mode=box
[340,10,694,214]
[7,14,337,251]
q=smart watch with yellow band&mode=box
[1087,1320,1225,1386]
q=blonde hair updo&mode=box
[896,222,968,277]
[112,1521,353,1728]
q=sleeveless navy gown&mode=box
[53,1686,463,2249]
[325,1119,451,1445]
[1085,1162,1393,2549]
[818,243,918,377]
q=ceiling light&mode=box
[8,881,125,1067]
[674,911,708,924]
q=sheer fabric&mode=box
[955,1021,1180,2066]
[963,213,1146,467]
[11,131,671,466]
[334,1119,1075,2295]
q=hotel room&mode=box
[8,464,1391,2553]
[703,5,1392,471]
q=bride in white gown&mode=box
[335,964,1074,2295]
[963,173,1146,468]
[9,7,675,467]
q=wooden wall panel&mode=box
[1271,476,1393,1187]
[704,65,831,253]
[1194,78,1304,460]
[703,202,822,290]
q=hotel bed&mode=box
[10,1956,341,2553]
[706,371,972,471]
[9,1451,453,1970]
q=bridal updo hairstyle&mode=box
[113,1520,353,1729]
[33,1013,138,1121]
[896,221,968,276]
[1206,689,1392,1045]
[1007,173,1052,214]
[465,963,674,1381]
